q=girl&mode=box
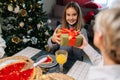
[48,1,88,70]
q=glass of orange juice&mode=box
[55,50,68,72]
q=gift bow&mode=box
[59,28,79,39]
[59,28,79,46]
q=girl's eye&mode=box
[66,14,70,16]
[73,13,77,16]
[66,13,77,17]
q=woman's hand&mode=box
[77,34,88,49]
[51,28,61,44]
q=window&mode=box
[94,0,108,4]
[93,0,114,8]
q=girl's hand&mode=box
[75,30,80,35]
[51,28,61,44]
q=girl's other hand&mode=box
[51,28,61,44]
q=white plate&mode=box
[36,54,57,68]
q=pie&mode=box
[0,56,42,80]
[41,55,53,65]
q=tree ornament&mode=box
[30,4,33,9]
[8,4,13,12]
[19,21,24,28]
[45,31,49,36]
[7,24,14,30]
[21,9,27,17]
[37,23,41,30]
[13,0,17,2]
[14,5,20,13]
[28,26,33,30]
[47,19,52,24]
[22,4,25,8]
[31,37,37,45]
[28,10,32,13]
[28,18,32,22]
[11,36,21,44]
[9,0,13,2]
[27,29,33,34]
[36,3,40,8]
[23,37,30,43]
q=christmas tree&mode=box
[0,0,53,56]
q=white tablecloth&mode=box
[13,46,41,58]
[67,60,91,80]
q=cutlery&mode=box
[21,56,47,71]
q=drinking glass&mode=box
[55,50,68,72]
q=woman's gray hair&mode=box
[94,8,120,63]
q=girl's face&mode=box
[65,7,78,26]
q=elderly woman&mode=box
[78,8,120,80]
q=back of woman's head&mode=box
[94,8,120,63]
[62,1,84,30]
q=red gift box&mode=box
[58,28,82,46]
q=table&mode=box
[67,60,91,80]
[13,46,41,58]
[14,46,60,74]
[14,47,91,78]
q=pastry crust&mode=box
[39,73,75,80]
[33,66,42,80]
[0,56,42,80]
